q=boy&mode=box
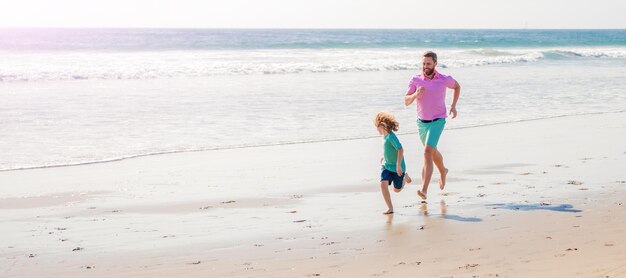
[374,112,412,214]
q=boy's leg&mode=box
[380,181,394,214]
[404,172,412,184]
[393,172,404,193]
[394,172,412,193]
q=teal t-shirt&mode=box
[383,132,406,173]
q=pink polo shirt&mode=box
[407,70,456,121]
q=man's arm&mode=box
[405,87,424,106]
[449,81,461,119]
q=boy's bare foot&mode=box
[404,173,412,184]
[417,190,427,200]
[439,168,449,190]
[383,209,394,215]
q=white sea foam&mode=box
[1,47,626,82]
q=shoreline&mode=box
[2,109,624,173]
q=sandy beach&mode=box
[1,111,625,277]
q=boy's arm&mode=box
[396,148,404,175]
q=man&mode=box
[404,51,461,200]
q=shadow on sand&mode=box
[439,214,482,222]
[486,203,582,213]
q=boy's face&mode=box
[376,125,386,135]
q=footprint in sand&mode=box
[459,263,479,269]
[567,180,584,185]
[440,192,459,196]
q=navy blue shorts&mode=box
[381,168,405,190]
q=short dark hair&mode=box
[422,51,437,63]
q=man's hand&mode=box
[449,106,457,119]
[396,165,403,176]
[405,86,424,106]
[413,87,426,102]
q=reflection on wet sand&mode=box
[420,199,482,222]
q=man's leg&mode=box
[380,181,394,214]
[433,149,448,190]
[417,123,428,183]
[418,146,435,200]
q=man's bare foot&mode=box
[383,209,394,215]
[439,168,449,190]
[404,173,412,184]
[417,190,427,200]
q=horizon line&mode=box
[1,27,626,30]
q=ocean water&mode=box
[1,29,625,171]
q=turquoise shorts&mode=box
[417,118,446,149]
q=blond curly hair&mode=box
[373,112,399,133]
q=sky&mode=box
[0,0,625,29]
